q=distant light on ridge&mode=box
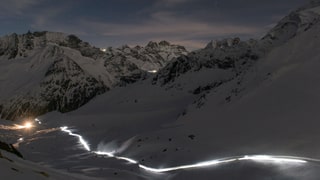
[148,70,157,73]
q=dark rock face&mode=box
[60,34,104,59]
[40,57,107,113]
[152,55,195,85]
[0,141,23,158]
[0,33,19,59]
[0,56,107,120]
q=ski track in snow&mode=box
[58,126,314,173]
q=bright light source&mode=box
[34,118,42,124]
[15,121,34,129]
[148,70,157,73]
[23,122,33,129]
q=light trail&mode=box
[94,151,115,157]
[59,126,311,173]
[138,158,238,173]
[60,126,91,151]
[239,155,307,163]
[0,122,34,130]
[0,124,23,130]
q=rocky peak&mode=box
[133,45,142,50]
[260,2,320,48]
[146,41,159,49]
[205,38,241,49]
[159,40,170,46]
[0,31,103,60]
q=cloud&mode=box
[0,0,306,50]
[10,0,39,9]
[30,5,72,30]
[155,0,193,6]
[98,21,261,50]
[25,5,265,50]
[0,0,43,16]
[97,22,260,37]
[77,10,264,50]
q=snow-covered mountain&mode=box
[102,41,187,85]
[0,32,187,120]
[104,41,187,72]
[1,1,320,179]
[153,1,320,93]
[152,37,259,87]
[260,0,320,49]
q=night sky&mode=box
[0,0,308,50]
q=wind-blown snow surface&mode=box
[0,148,100,180]
[2,1,320,179]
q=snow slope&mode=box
[0,148,101,180]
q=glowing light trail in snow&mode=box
[59,126,309,173]
[0,122,34,130]
[60,126,91,151]
[239,155,307,163]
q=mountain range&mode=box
[0,32,187,120]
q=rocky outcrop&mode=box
[0,141,23,158]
